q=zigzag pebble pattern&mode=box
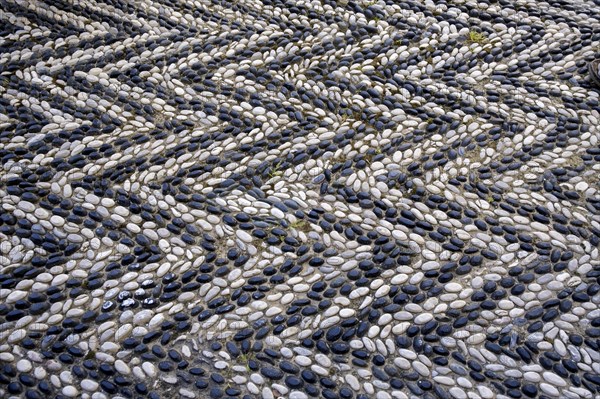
[1,0,600,398]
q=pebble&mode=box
[62,386,79,397]
[81,380,99,391]
[449,387,468,399]
[540,383,561,396]
[16,359,32,373]
[142,362,157,378]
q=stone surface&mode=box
[0,0,599,398]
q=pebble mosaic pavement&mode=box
[1,0,600,398]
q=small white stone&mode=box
[115,324,133,341]
[62,386,79,397]
[449,387,468,399]
[115,360,131,375]
[16,359,32,373]
[412,361,429,376]
[346,374,360,390]
[250,373,264,385]
[81,379,99,391]
[295,356,311,366]
[7,290,27,303]
[180,388,196,398]
[142,362,157,378]
[289,391,308,399]
[477,385,494,399]
[315,354,331,368]
[133,310,153,325]
[414,313,433,324]
[236,230,253,242]
[18,201,36,212]
[539,382,560,396]
[214,361,228,369]
[444,283,463,293]
[543,371,567,387]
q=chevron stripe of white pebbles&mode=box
[1,0,600,398]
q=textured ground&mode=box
[1,0,600,398]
